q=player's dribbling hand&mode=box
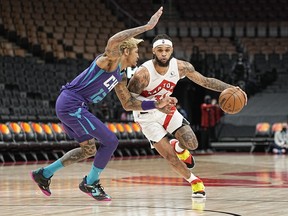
[157,97,177,114]
[146,6,163,30]
[156,96,178,109]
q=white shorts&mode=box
[133,108,185,143]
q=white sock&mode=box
[186,173,198,183]
[175,141,185,153]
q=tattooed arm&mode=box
[115,68,177,111]
[96,7,163,72]
[127,66,150,95]
[178,60,247,104]
[179,60,235,91]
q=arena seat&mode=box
[19,121,35,142]
[131,122,145,139]
[123,123,136,139]
[106,122,121,139]
[251,122,272,153]
[271,122,287,137]
[30,122,46,142]
[0,123,13,142]
[50,122,66,141]
[115,123,128,140]
[41,123,56,142]
[7,122,25,142]
[255,122,271,138]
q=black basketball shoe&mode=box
[30,168,52,196]
[79,176,111,201]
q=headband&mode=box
[153,39,173,48]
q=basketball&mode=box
[218,88,245,114]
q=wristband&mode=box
[141,100,156,110]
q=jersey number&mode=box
[90,75,118,103]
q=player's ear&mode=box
[123,48,130,56]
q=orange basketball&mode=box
[219,88,245,114]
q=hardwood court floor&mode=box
[1,153,288,216]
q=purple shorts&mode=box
[55,90,113,143]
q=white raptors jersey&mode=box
[135,57,181,102]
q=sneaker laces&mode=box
[94,183,106,195]
[43,179,51,187]
[85,182,106,195]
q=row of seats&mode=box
[2,0,288,63]
[0,121,149,162]
[254,122,287,139]
[152,21,288,39]
[0,0,123,62]
[0,121,145,143]
[115,0,288,22]
[251,122,287,153]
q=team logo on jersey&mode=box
[140,80,176,97]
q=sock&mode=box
[42,160,64,178]
[186,173,198,183]
[175,141,185,153]
[86,164,103,184]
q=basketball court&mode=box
[1,153,287,216]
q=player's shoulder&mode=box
[176,58,192,69]
[134,65,149,77]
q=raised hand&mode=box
[146,6,163,30]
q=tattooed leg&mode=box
[174,125,199,150]
[60,139,97,167]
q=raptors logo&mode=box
[140,80,176,97]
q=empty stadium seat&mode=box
[131,122,145,139]
[123,123,136,139]
[106,122,121,139]
[0,123,13,142]
[251,122,272,153]
[41,123,56,142]
[50,122,66,141]
[19,121,35,142]
[7,122,25,142]
[30,122,46,142]
[115,123,128,140]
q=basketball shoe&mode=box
[170,139,195,169]
[191,178,206,198]
[30,168,52,196]
[79,176,111,201]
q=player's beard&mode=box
[154,55,172,67]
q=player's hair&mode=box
[119,38,143,53]
[152,34,173,44]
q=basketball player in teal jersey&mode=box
[30,7,177,201]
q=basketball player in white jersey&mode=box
[127,34,247,198]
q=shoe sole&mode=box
[29,171,51,197]
[192,193,206,198]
